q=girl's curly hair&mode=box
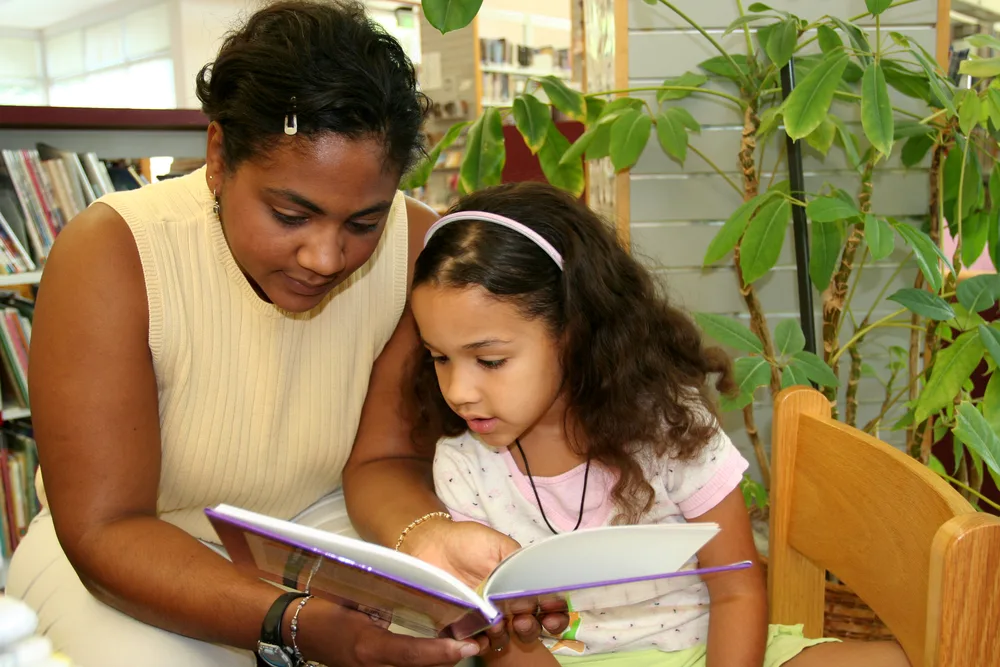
[407,182,736,523]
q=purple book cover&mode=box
[205,506,751,640]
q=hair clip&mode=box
[284,96,298,136]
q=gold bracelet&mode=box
[394,511,451,551]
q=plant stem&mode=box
[734,0,756,63]
[838,245,869,342]
[919,108,947,125]
[936,472,1000,512]
[862,370,925,433]
[831,91,924,119]
[953,135,970,270]
[831,307,909,366]
[860,251,915,328]
[743,403,771,489]
[689,145,743,194]
[587,86,746,107]
[767,142,787,191]
[657,0,754,90]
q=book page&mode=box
[481,523,720,600]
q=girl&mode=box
[406,182,911,667]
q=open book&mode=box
[206,504,751,640]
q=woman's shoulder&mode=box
[97,169,212,232]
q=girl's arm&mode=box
[31,205,477,667]
[486,631,561,666]
[689,488,768,667]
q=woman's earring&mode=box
[213,189,221,217]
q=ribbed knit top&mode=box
[49,168,409,541]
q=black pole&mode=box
[780,57,817,355]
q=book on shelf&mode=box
[206,504,751,640]
[0,144,146,273]
[0,421,38,561]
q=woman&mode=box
[7,2,558,665]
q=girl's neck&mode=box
[508,408,587,478]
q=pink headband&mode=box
[422,210,565,270]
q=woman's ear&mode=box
[204,122,227,185]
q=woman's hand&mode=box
[403,519,570,648]
[295,599,484,666]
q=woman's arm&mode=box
[31,204,476,666]
[689,488,768,667]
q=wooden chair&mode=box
[768,386,1000,667]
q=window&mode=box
[0,36,45,105]
[43,3,175,110]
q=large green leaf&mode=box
[703,191,776,265]
[960,57,1000,79]
[422,0,482,33]
[610,109,652,171]
[915,331,986,422]
[698,55,752,82]
[887,288,956,321]
[991,206,1000,273]
[538,123,585,196]
[979,324,1000,367]
[741,198,792,284]
[775,318,807,356]
[512,95,552,155]
[957,274,1000,314]
[894,222,947,292]
[953,403,1000,477]
[962,212,989,269]
[882,60,931,102]
[865,0,892,15]
[766,19,798,68]
[910,46,957,114]
[399,120,469,190]
[585,97,606,126]
[810,220,844,291]
[791,350,840,388]
[984,373,1000,434]
[987,89,1000,132]
[459,108,505,193]
[585,123,612,161]
[861,63,894,156]
[830,17,872,65]
[669,107,701,133]
[734,356,773,396]
[656,109,688,164]
[830,116,864,172]
[804,117,837,156]
[806,195,861,222]
[695,313,764,353]
[784,50,850,140]
[724,13,774,36]
[540,76,585,121]
[958,90,983,136]
[781,363,811,389]
[865,213,895,260]
[559,126,598,166]
[901,134,934,168]
[817,25,842,54]
[658,71,709,103]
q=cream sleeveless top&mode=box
[40,168,408,542]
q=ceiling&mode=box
[0,0,123,30]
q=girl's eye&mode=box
[272,209,308,226]
[430,355,448,365]
[479,359,507,370]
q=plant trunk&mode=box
[732,99,778,484]
[822,158,875,419]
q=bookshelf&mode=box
[0,105,209,573]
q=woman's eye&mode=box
[349,220,380,234]
[479,359,507,370]
[272,209,308,226]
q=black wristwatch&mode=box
[257,591,307,667]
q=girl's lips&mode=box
[467,417,499,434]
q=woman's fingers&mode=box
[362,632,480,666]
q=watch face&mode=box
[257,642,295,667]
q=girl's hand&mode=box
[403,519,570,647]
[295,598,485,666]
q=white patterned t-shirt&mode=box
[432,427,748,657]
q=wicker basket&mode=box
[759,556,895,642]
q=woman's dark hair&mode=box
[196,0,428,174]
[408,182,736,524]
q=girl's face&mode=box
[412,284,566,448]
[207,126,400,313]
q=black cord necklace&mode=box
[514,438,590,535]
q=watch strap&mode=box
[258,591,307,665]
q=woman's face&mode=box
[206,126,401,312]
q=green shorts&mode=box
[554,624,839,666]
